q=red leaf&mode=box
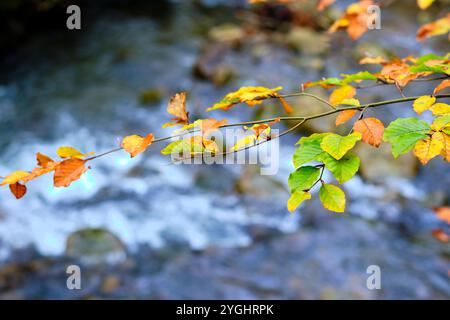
[9,182,27,199]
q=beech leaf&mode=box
[122,133,154,158]
[352,117,384,147]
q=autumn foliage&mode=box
[1,0,449,237]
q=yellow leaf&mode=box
[417,0,435,10]
[207,86,282,111]
[1,171,30,186]
[57,146,93,159]
[230,135,256,152]
[413,96,436,115]
[430,103,450,116]
[413,132,444,165]
[287,190,312,212]
[329,85,356,106]
[121,133,154,158]
[359,56,387,64]
[439,132,450,162]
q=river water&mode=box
[0,0,448,299]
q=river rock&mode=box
[65,228,127,265]
[193,43,235,87]
[234,165,287,198]
[354,142,418,182]
[285,27,330,55]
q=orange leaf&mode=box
[37,153,54,167]
[432,229,449,242]
[121,133,154,158]
[417,13,450,41]
[434,207,450,224]
[200,119,228,136]
[279,97,294,113]
[163,92,189,127]
[9,182,27,199]
[352,117,384,147]
[328,0,374,40]
[335,110,357,126]
[434,79,450,94]
[53,158,87,188]
[23,153,60,183]
[317,0,335,11]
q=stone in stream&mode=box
[354,142,418,182]
[65,228,127,265]
[284,27,330,55]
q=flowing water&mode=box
[0,0,448,299]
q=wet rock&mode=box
[65,228,127,265]
[355,142,418,182]
[195,165,236,193]
[285,27,330,55]
[101,276,121,294]
[209,24,246,45]
[234,165,287,198]
[138,88,165,105]
[193,43,235,87]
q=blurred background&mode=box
[0,0,449,299]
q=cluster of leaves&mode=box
[305,53,449,89]
[328,0,449,41]
[432,206,450,242]
[1,147,93,199]
[1,1,449,231]
[250,0,450,41]
[287,52,450,213]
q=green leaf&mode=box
[307,77,343,88]
[161,140,185,155]
[293,141,325,167]
[320,152,360,184]
[288,166,321,192]
[341,71,378,84]
[409,63,450,75]
[391,132,428,158]
[287,190,312,212]
[383,118,431,158]
[293,133,330,167]
[319,183,346,213]
[320,132,362,160]
[295,133,330,146]
[383,118,431,141]
[415,53,446,65]
[339,98,360,106]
